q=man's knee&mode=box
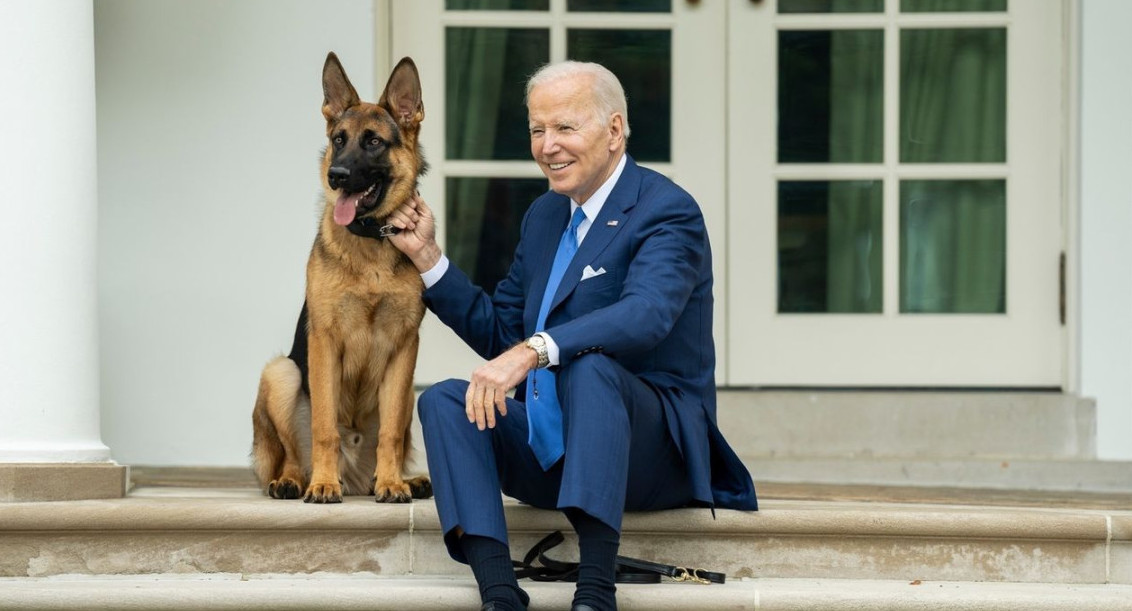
[558,353,620,392]
[558,353,633,421]
[418,378,468,426]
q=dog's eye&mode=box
[370,138,383,148]
[333,135,345,147]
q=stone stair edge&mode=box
[2,575,1131,611]
[3,493,1129,542]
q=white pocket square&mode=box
[581,265,606,281]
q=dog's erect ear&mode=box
[379,57,424,128]
[322,52,361,122]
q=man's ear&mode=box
[379,57,424,128]
[322,52,361,123]
[607,112,625,151]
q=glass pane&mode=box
[568,0,670,12]
[779,30,884,163]
[447,0,549,9]
[447,177,549,294]
[900,28,1006,163]
[778,180,883,313]
[779,0,883,13]
[568,29,671,162]
[900,180,1006,313]
[446,28,549,160]
[902,0,1006,12]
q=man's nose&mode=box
[539,132,559,155]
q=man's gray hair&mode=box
[525,61,631,139]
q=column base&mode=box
[0,463,128,502]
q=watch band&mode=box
[526,335,550,369]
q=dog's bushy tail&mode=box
[251,356,305,492]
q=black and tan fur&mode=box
[251,53,431,504]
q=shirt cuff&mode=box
[420,255,450,289]
[536,331,561,367]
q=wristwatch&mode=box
[525,334,550,369]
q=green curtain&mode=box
[817,26,1007,314]
[899,28,1006,313]
[445,28,509,269]
[826,30,884,313]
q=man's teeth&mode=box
[549,162,570,170]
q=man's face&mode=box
[528,76,623,204]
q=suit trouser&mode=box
[418,353,694,563]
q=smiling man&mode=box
[387,61,757,611]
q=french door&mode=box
[727,0,1065,386]
[391,0,1066,389]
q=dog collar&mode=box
[346,216,400,240]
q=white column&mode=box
[0,0,120,493]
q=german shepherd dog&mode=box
[251,53,432,504]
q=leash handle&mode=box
[513,531,725,585]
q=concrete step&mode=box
[713,390,1132,493]
[3,486,1130,586]
[748,456,1132,493]
[1,576,1131,611]
[717,390,1096,460]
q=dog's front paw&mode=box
[267,478,303,500]
[303,481,343,504]
[374,480,412,503]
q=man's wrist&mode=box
[411,242,443,273]
[525,334,550,369]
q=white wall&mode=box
[1080,0,1132,460]
[95,0,376,466]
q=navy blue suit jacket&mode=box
[424,156,757,511]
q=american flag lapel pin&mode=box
[607,220,619,227]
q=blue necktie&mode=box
[526,207,586,470]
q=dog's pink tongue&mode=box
[334,191,360,226]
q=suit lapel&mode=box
[548,157,641,313]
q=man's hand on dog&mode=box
[466,345,538,430]
[388,193,442,272]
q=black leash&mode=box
[513,531,726,585]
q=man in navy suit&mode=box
[388,61,756,611]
